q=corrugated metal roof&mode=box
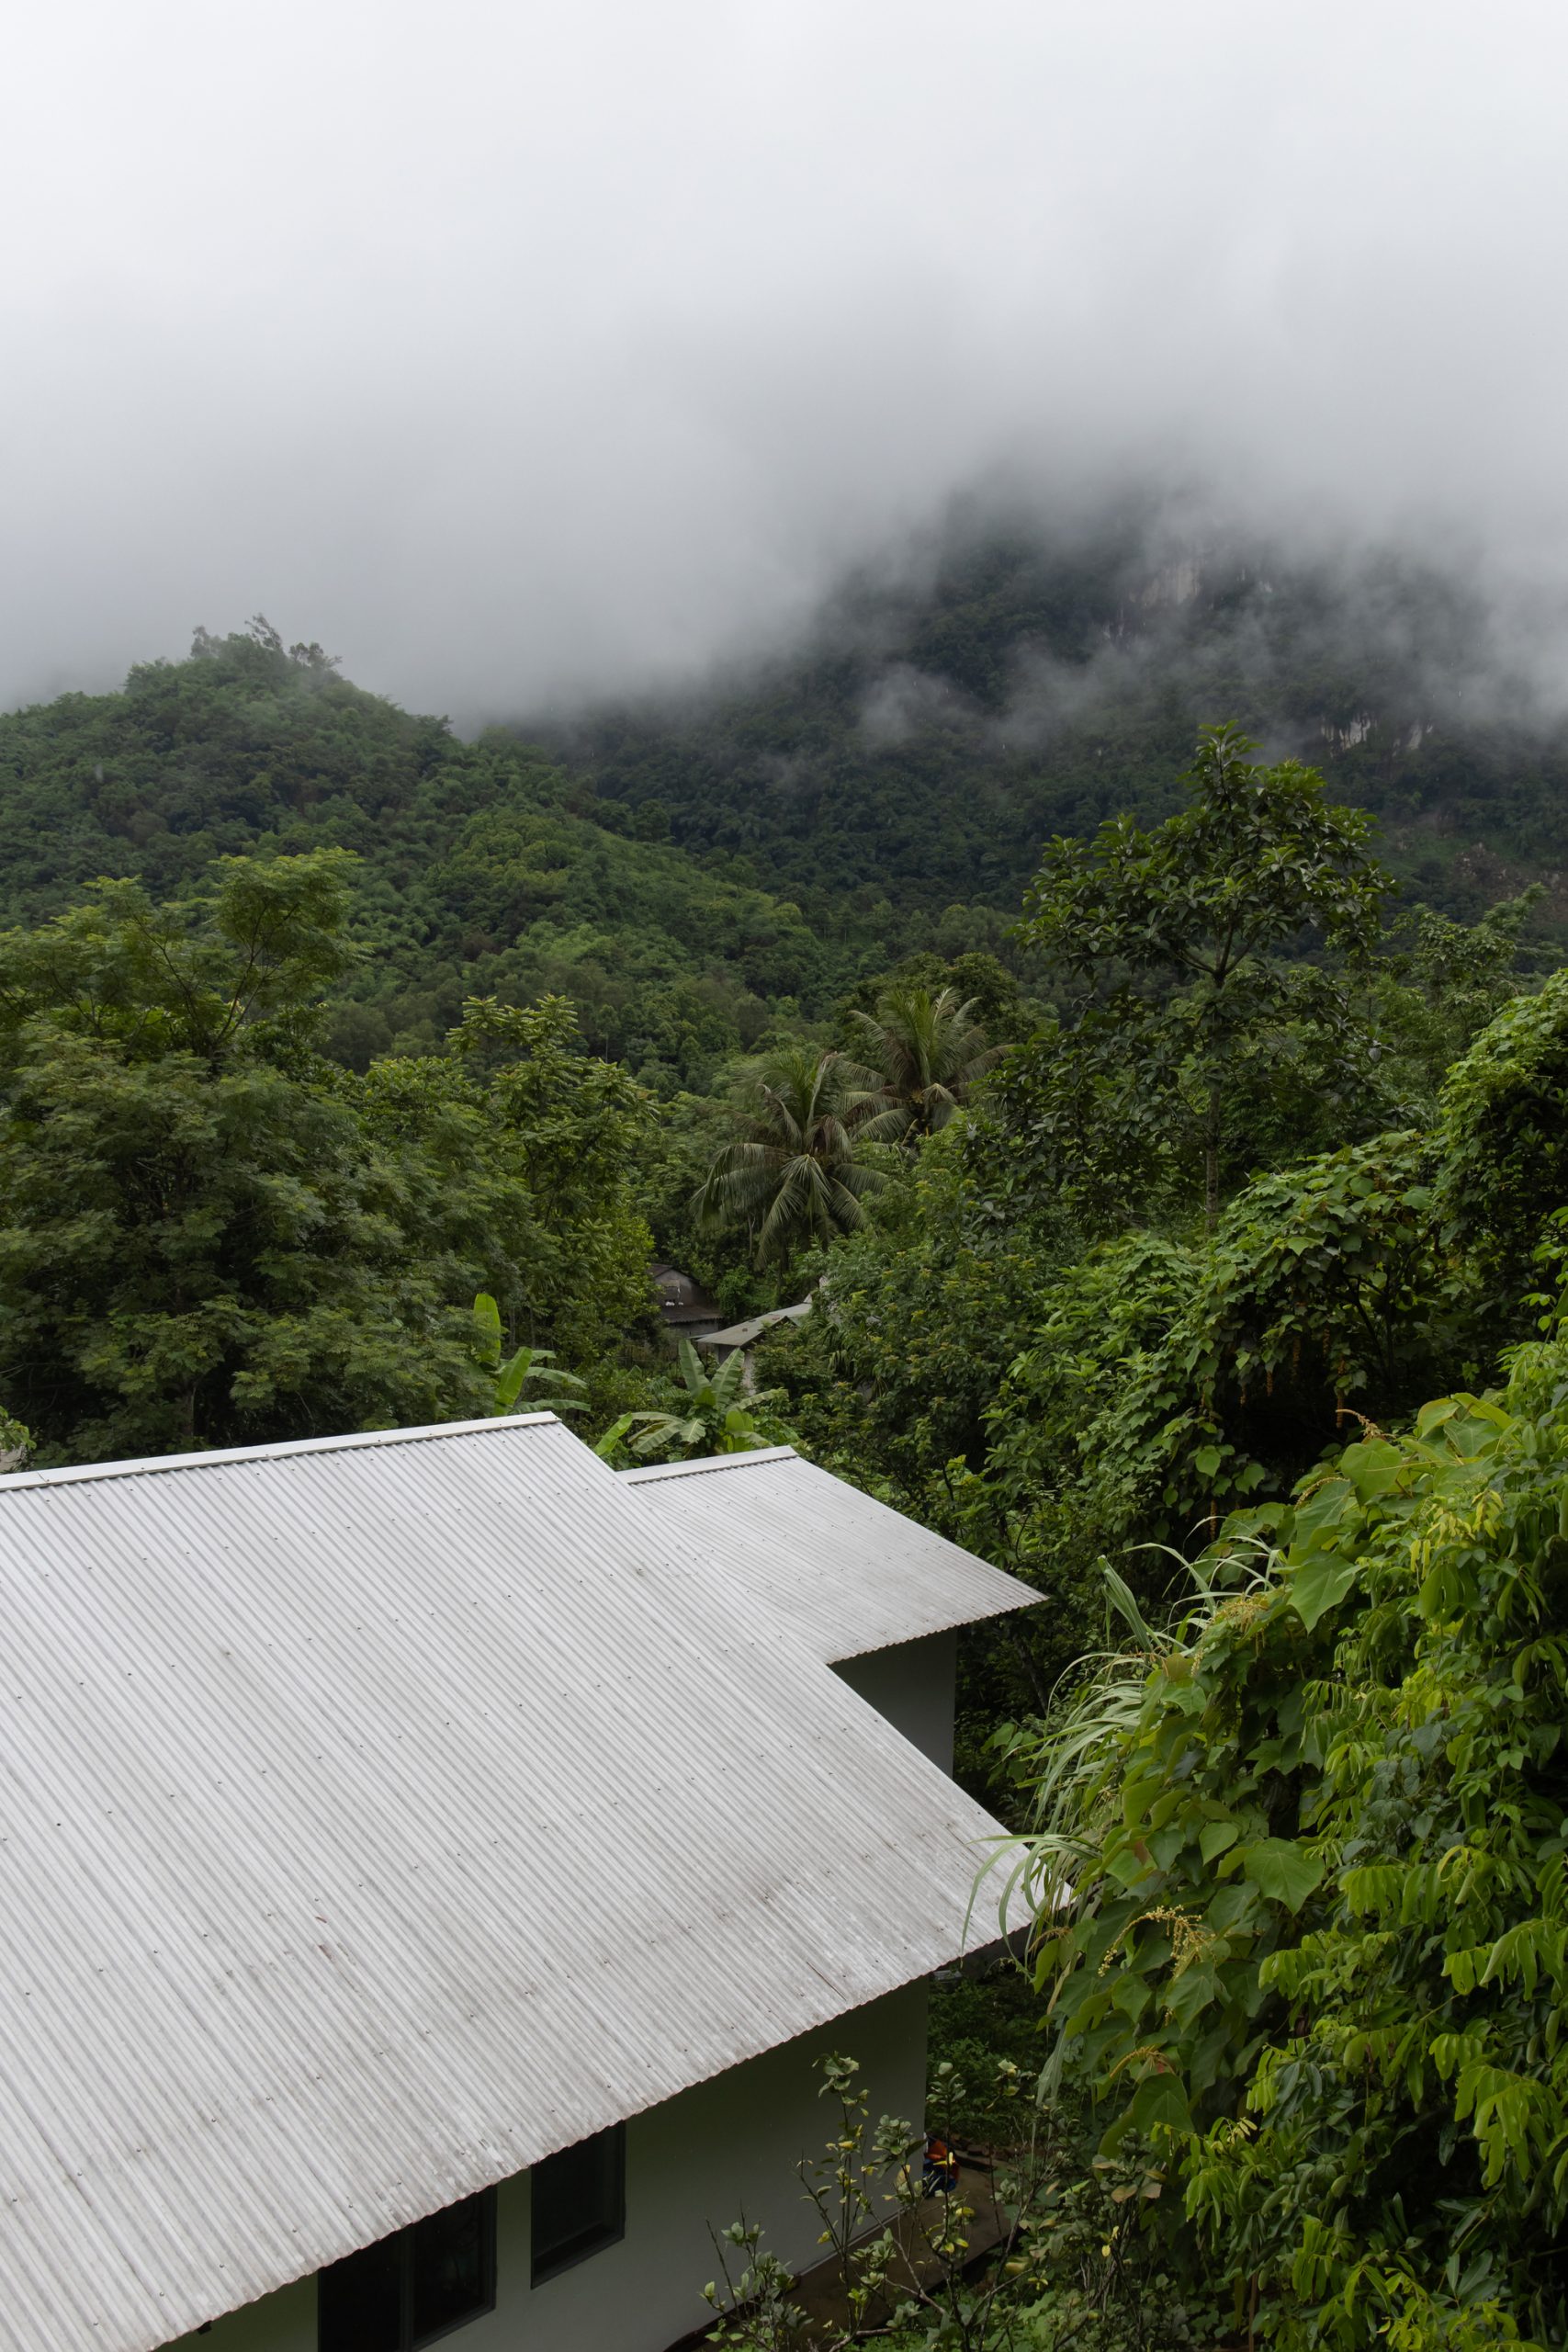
[0,1418,1023,2352]
[620,1448,1038,1661]
[696,1303,812,1351]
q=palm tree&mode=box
[694,1043,887,1265]
[847,984,1000,1145]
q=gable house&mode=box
[0,1415,1036,2352]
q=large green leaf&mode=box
[1199,1818,1241,1863]
[1288,1554,1361,1632]
[1238,1838,1325,1913]
[472,1290,502,1369]
[1130,2067,1193,2136]
[1337,1437,1405,1501]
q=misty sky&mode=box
[4,1,1566,721]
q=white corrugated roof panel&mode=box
[620,1447,1038,1661]
[696,1303,812,1350]
[0,1417,1021,2352]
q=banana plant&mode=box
[593,1339,780,1463]
[472,1293,587,1417]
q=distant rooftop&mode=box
[697,1301,813,1351]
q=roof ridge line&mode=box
[0,1413,562,1494]
[617,1445,798,1484]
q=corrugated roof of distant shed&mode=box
[696,1303,813,1350]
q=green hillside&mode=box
[0,620,863,1091]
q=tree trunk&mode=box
[1009,1620,1052,1714]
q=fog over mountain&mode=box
[4,1,1566,722]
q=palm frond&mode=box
[848,984,999,1140]
[694,1043,903,1265]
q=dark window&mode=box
[409,2198,491,2341]
[530,2126,626,2285]
[319,2189,496,2351]
[318,2239,401,2352]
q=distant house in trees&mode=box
[649,1261,725,1343]
[0,1414,1036,2352]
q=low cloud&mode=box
[4,1,1567,722]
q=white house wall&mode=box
[833,1631,958,1776]
[162,1983,928,2352]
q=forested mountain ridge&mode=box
[540,522,1568,938]
[8,526,1566,1101]
[0,620,863,1090]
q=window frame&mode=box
[529,2123,626,2287]
[317,2186,498,2352]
